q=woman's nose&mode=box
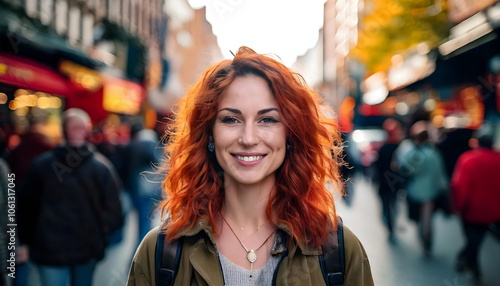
[238,123,260,146]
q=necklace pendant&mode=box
[246,250,257,263]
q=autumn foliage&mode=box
[351,0,450,74]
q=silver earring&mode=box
[208,136,215,152]
[286,140,292,151]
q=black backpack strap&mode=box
[320,217,345,286]
[155,231,182,286]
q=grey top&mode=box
[218,231,287,286]
[219,253,281,286]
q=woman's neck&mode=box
[221,178,275,234]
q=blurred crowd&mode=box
[0,110,166,286]
[343,116,500,282]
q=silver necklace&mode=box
[220,213,275,267]
[231,217,268,237]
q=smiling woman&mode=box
[127,46,374,286]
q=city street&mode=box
[3,1,500,286]
[22,173,499,286]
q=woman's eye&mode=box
[260,117,279,124]
[221,116,239,124]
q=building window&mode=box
[82,13,95,50]
[68,5,81,46]
[40,0,54,26]
[55,0,68,36]
[122,0,130,29]
[109,0,121,24]
[25,0,37,18]
[130,0,137,33]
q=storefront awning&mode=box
[0,52,73,96]
[387,4,500,94]
[429,4,500,89]
[428,34,500,89]
[438,9,499,59]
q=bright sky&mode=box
[187,0,327,66]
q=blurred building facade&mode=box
[323,0,360,110]
[157,0,222,115]
[334,0,500,171]
[5,0,497,148]
[356,0,500,133]
[0,0,169,144]
[324,0,371,138]
[0,0,226,147]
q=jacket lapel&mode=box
[189,235,224,286]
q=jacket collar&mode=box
[173,217,323,285]
[53,143,95,166]
[179,217,322,256]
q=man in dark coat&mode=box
[18,108,123,286]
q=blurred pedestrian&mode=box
[6,116,55,286]
[7,115,54,185]
[124,117,162,245]
[18,108,123,286]
[374,118,404,243]
[435,127,473,216]
[91,117,131,246]
[396,120,448,257]
[127,46,374,285]
[451,128,500,280]
[93,117,129,182]
[436,127,473,180]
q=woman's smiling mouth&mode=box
[232,154,266,162]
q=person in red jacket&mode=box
[451,129,500,280]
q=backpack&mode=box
[155,218,345,286]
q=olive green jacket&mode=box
[127,219,374,286]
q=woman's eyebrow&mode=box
[257,108,279,115]
[217,108,278,115]
[218,108,241,114]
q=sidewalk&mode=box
[93,210,140,286]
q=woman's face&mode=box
[212,74,287,187]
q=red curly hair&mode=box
[159,46,344,248]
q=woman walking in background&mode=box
[396,120,448,258]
